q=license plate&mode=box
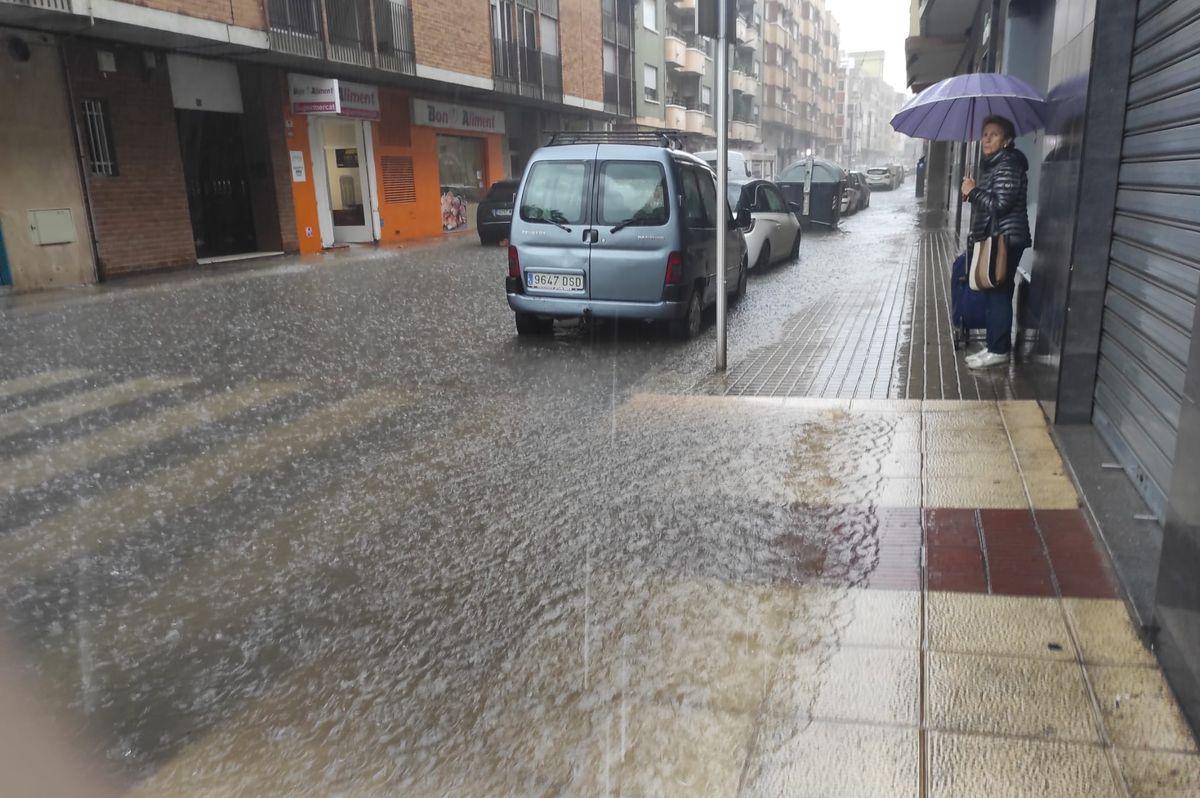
[528,272,585,292]
[495,208,512,217]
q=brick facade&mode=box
[64,41,196,277]
[411,0,492,80]
[125,0,265,30]
[559,0,603,103]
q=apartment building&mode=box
[759,0,841,171]
[0,0,618,288]
[843,50,907,170]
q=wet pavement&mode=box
[2,188,1197,795]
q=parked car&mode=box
[506,133,750,339]
[849,171,871,210]
[864,166,894,191]
[477,180,519,244]
[776,157,847,228]
[841,171,867,215]
[728,179,802,269]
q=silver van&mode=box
[505,132,750,339]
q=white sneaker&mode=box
[964,349,988,366]
[968,351,1010,369]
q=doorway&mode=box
[436,134,486,233]
[176,109,257,258]
[310,116,378,246]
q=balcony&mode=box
[731,70,757,96]
[764,21,788,48]
[492,39,564,103]
[682,46,706,76]
[664,34,686,68]
[731,120,749,141]
[685,108,706,134]
[763,64,786,89]
[267,0,415,75]
[665,103,686,129]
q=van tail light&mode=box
[664,251,685,285]
[744,218,756,233]
[507,245,520,279]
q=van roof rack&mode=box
[545,129,689,149]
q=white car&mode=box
[864,167,893,190]
[728,180,802,270]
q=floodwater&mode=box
[1,190,925,794]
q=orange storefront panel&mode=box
[375,90,506,243]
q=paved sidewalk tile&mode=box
[744,720,919,797]
[1089,665,1200,753]
[926,733,1122,798]
[926,592,1074,660]
[926,651,1100,742]
[1115,749,1200,797]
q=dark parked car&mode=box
[776,157,847,228]
[848,171,871,211]
[477,180,519,245]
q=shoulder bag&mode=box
[968,208,1009,291]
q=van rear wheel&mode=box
[670,290,703,340]
[515,312,552,336]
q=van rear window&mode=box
[520,162,588,225]
[597,162,669,227]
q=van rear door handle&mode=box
[583,229,598,244]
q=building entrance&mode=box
[176,109,257,259]
[310,116,378,245]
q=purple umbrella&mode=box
[891,73,1047,142]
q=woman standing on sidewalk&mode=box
[961,116,1032,369]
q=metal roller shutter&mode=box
[1094,0,1200,518]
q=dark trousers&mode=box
[985,246,1024,354]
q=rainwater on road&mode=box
[3,188,935,794]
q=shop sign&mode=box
[289,73,340,114]
[338,80,380,121]
[413,99,505,134]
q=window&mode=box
[696,166,718,225]
[603,43,617,74]
[679,167,707,227]
[701,86,712,114]
[80,99,118,177]
[643,64,658,102]
[597,162,668,227]
[642,0,656,31]
[763,185,788,213]
[520,161,588,225]
[540,15,559,55]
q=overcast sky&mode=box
[824,0,912,94]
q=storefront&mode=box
[284,74,382,249]
[284,79,506,252]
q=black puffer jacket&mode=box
[968,146,1031,248]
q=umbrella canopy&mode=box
[891,73,1047,142]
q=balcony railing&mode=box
[267,0,415,75]
[0,0,71,11]
[492,39,563,103]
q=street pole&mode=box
[714,0,729,372]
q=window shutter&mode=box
[381,156,416,204]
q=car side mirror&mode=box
[788,201,804,216]
[736,207,752,228]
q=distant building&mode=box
[843,52,907,169]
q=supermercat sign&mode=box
[412,98,505,134]
[288,74,380,121]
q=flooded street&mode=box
[3,189,1193,795]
